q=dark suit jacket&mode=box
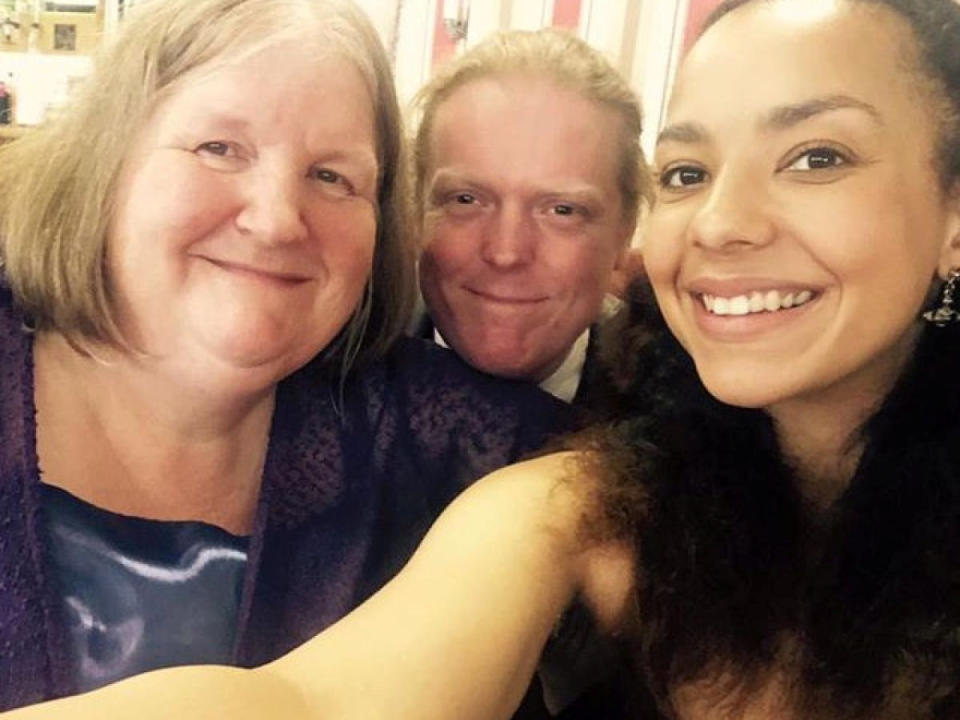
[408,308,613,411]
[408,305,650,720]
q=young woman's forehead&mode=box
[669,2,928,128]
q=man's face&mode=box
[419,75,633,381]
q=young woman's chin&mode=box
[694,361,809,411]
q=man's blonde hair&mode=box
[412,28,653,227]
[0,0,414,368]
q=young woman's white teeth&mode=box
[795,290,812,305]
[749,292,765,312]
[764,290,780,311]
[729,296,750,315]
[703,294,715,312]
[713,296,730,314]
[782,293,795,308]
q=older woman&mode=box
[0,0,567,711]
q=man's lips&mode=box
[464,287,549,304]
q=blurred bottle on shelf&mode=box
[0,74,13,124]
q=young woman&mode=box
[5,0,960,718]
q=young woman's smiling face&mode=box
[644,0,960,413]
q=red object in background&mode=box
[552,0,582,30]
[432,0,584,74]
[682,0,725,54]
[431,1,458,71]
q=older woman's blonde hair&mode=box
[412,28,653,228]
[0,0,414,370]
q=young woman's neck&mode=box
[768,327,922,509]
[32,331,276,534]
[770,399,865,509]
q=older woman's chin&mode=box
[140,318,343,397]
[199,326,337,376]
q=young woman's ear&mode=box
[937,180,960,278]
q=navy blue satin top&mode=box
[40,484,248,692]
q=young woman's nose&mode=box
[688,170,776,253]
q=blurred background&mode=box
[0,0,723,153]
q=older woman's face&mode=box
[644,0,960,413]
[108,44,377,389]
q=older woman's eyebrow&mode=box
[182,110,252,132]
[761,94,884,130]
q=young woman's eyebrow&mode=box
[761,94,884,130]
[655,94,883,149]
[655,122,707,147]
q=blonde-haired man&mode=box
[410,29,655,718]
[410,28,651,407]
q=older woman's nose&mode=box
[689,171,776,253]
[235,168,309,245]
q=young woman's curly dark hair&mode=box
[576,284,960,719]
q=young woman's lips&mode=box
[689,287,821,341]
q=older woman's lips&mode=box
[202,257,312,285]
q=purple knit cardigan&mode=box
[0,287,571,710]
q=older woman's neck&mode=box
[33,331,275,534]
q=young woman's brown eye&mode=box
[661,166,706,189]
[786,147,849,171]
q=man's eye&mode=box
[785,147,848,171]
[660,166,706,188]
[551,204,577,216]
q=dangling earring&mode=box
[923,268,960,326]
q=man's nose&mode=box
[480,203,536,268]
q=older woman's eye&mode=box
[310,167,354,196]
[784,146,850,172]
[660,165,707,189]
[313,168,343,184]
[452,192,477,205]
[195,141,234,157]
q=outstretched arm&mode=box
[3,452,634,720]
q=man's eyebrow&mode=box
[429,169,472,186]
[762,94,884,130]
